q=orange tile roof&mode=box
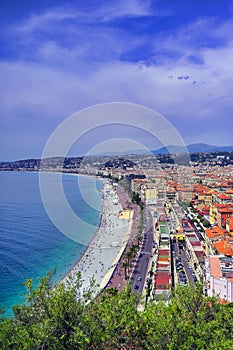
[213,204,233,211]
[202,206,210,210]
[205,227,227,239]
[218,208,233,213]
[177,186,192,192]
[214,240,233,256]
[217,193,231,200]
[194,185,210,193]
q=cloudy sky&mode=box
[1,0,233,160]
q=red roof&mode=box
[191,242,201,246]
[155,275,171,285]
[158,249,170,255]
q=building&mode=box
[226,218,233,235]
[193,185,213,207]
[216,207,233,228]
[118,209,134,220]
[204,226,228,255]
[176,186,193,203]
[166,187,176,202]
[212,192,232,205]
[214,240,233,257]
[205,255,233,302]
[210,204,233,226]
[185,232,205,272]
[140,183,157,205]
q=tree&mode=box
[131,244,138,257]
[122,261,129,280]
[125,249,134,267]
[136,233,143,247]
[1,276,233,350]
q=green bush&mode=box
[1,274,233,349]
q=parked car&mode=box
[176,263,183,271]
[180,281,187,286]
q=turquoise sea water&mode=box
[0,171,102,316]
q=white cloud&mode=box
[12,0,152,36]
[101,0,152,21]
[1,36,233,125]
[13,9,79,34]
[1,4,233,157]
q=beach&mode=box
[62,179,132,294]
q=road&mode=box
[131,206,154,293]
[172,240,195,285]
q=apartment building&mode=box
[205,255,233,302]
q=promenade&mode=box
[106,185,141,291]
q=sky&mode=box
[0,0,233,160]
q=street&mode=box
[131,206,154,293]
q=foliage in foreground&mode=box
[1,273,233,350]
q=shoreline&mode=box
[2,170,133,296]
[61,180,132,295]
[58,175,106,283]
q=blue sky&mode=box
[0,0,233,160]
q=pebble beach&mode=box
[62,180,132,294]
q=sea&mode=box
[0,171,103,316]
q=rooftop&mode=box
[214,240,233,257]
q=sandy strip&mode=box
[61,180,132,295]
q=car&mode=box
[180,275,187,282]
[134,285,139,289]
[180,280,187,286]
[179,272,186,278]
[137,276,142,281]
[180,273,187,279]
[176,265,183,271]
[177,267,184,273]
[176,263,183,269]
[193,276,198,282]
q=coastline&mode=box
[61,179,132,294]
[1,170,133,300]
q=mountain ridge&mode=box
[90,143,233,156]
[152,143,233,155]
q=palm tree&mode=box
[122,261,129,280]
[131,244,138,257]
[136,233,143,248]
[125,249,134,266]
